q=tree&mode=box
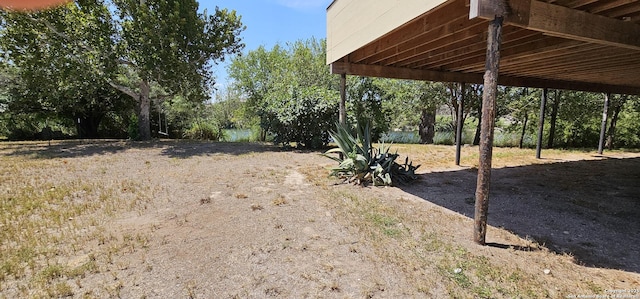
[547,90,561,148]
[1,0,245,140]
[228,44,287,140]
[503,87,540,148]
[556,91,603,147]
[380,79,448,144]
[346,77,391,141]
[229,38,340,149]
[1,1,124,138]
[612,95,640,148]
[605,94,628,149]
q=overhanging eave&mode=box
[331,61,640,95]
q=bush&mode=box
[183,121,222,141]
[263,86,338,149]
[380,131,421,144]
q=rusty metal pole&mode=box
[536,88,548,159]
[474,16,503,245]
[597,93,610,155]
[339,73,347,125]
[455,83,465,166]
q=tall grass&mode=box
[380,131,421,144]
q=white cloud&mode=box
[275,0,331,10]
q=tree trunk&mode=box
[138,80,152,141]
[419,107,436,144]
[473,103,482,145]
[474,16,503,245]
[547,90,560,149]
[519,112,528,149]
[605,97,625,149]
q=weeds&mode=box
[318,186,599,298]
[0,151,150,297]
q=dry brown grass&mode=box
[306,143,640,298]
[2,140,639,298]
[0,141,152,297]
[389,143,602,170]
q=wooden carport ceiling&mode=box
[327,0,640,95]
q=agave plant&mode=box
[322,123,420,186]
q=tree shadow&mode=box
[0,139,280,159]
[0,140,130,158]
[400,157,640,274]
[157,140,279,158]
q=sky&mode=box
[199,0,333,90]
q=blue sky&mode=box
[199,0,333,90]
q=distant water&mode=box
[223,129,253,142]
[380,131,421,144]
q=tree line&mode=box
[0,0,244,140]
[224,38,640,150]
[1,2,639,149]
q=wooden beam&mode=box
[536,88,547,159]
[329,61,640,95]
[339,74,347,125]
[330,61,482,83]
[598,93,610,154]
[470,0,640,51]
[474,16,504,245]
[455,83,465,166]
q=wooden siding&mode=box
[326,0,449,64]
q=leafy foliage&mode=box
[183,121,222,141]
[323,123,420,186]
[264,86,338,148]
[346,77,392,140]
[0,2,134,139]
[0,0,245,140]
[229,38,339,148]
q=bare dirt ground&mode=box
[1,140,639,298]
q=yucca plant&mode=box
[323,123,420,186]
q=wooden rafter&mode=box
[470,0,640,50]
[328,0,640,96]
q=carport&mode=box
[326,0,640,244]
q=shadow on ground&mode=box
[401,157,640,274]
[0,139,279,159]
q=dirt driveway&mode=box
[1,140,639,298]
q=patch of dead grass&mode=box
[306,144,640,298]
[0,144,152,297]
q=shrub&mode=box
[263,86,338,149]
[183,121,222,140]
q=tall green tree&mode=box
[111,0,244,139]
[0,1,129,138]
[556,91,603,147]
[0,0,245,140]
[346,77,392,141]
[380,79,448,143]
[228,44,287,139]
[229,38,340,148]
